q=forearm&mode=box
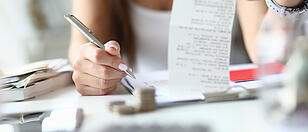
[68,33,88,65]
[237,0,303,63]
[237,0,268,63]
[275,0,303,7]
[68,0,112,65]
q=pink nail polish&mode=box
[118,63,128,71]
[109,44,119,50]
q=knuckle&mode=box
[101,67,110,78]
[112,85,118,91]
[93,49,104,63]
[102,87,113,95]
[76,85,86,95]
[97,79,104,88]
[106,86,117,94]
[121,72,127,78]
[110,58,120,69]
[72,72,79,82]
[89,62,98,73]
[101,79,111,87]
[99,89,108,95]
[98,79,110,88]
[72,58,81,70]
[89,62,95,69]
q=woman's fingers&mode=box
[104,40,121,57]
[72,40,128,96]
[72,71,121,89]
[76,84,117,96]
[80,43,127,71]
[73,57,126,80]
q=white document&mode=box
[121,71,205,104]
[168,0,236,98]
[121,66,264,104]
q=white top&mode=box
[129,1,171,73]
[129,1,252,73]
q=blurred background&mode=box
[0,0,71,69]
[0,0,249,70]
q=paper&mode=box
[168,0,236,98]
[0,59,73,102]
[121,66,265,104]
[121,71,204,104]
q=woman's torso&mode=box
[129,0,250,73]
[130,1,171,73]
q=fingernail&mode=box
[118,63,128,71]
[107,44,119,50]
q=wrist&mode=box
[265,0,308,19]
[275,0,303,7]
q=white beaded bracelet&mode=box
[265,0,308,19]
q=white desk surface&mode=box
[0,84,270,132]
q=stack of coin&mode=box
[135,87,156,112]
[107,101,125,111]
[111,105,136,115]
[108,101,136,115]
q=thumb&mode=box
[104,40,121,57]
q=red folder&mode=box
[229,62,286,82]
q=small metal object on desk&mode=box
[108,87,157,115]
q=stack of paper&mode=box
[0,59,73,102]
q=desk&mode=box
[0,84,270,132]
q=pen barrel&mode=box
[91,38,104,49]
[64,14,105,49]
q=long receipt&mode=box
[168,0,236,98]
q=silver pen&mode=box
[64,14,136,79]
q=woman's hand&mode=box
[72,40,127,95]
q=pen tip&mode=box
[129,73,137,79]
[125,69,136,79]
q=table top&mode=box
[0,84,270,132]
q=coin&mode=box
[112,105,136,115]
[135,88,156,112]
[107,101,125,111]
